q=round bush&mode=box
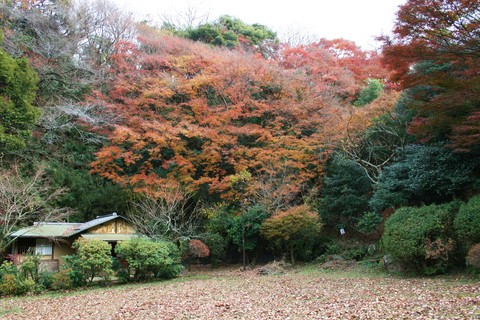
[115,238,182,281]
[466,243,480,269]
[454,196,480,247]
[381,202,459,274]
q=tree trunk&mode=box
[290,244,295,264]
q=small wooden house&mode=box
[9,213,139,271]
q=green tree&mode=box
[319,155,372,230]
[228,205,269,266]
[354,79,384,106]
[171,15,277,53]
[46,157,130,222]
[356,212,382,236]
[0,33,39,152]
[370,144,477,213]
[216,15,277,46]
[343,93,414,183]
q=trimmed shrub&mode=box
[71,238,114,284]
[381,202,459,274]
[51,269,73,290]
[115,238,182,281]
[467,244,480,269]
[454,196,480,248]
[181,239,210,270]
[188,239,210,259]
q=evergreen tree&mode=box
[0,32,39,153]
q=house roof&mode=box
[10,223,78,238]
[61,214,122,237]
[11,213,129,239]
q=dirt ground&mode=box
[1,265,479,319]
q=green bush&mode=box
[38,271,54,290]
[0,261,17,278]
[15,278,38,295]
[0,259,43,295]
[51,269,73,290]
[0,273,18,296]
[156,241,183,279]
[62,255,86,287]
[202,233,228,264]
[381,202,459,274]
[324,241,341,255]
[467,243,480,269]
[70,239,114,284]
[454,196,480,248]
[115,238,182,281]
[342,245,368,261]
[19,249,41,282]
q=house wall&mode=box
[54,241,75,266]
[88,220,136,234]
[36,240,75,272]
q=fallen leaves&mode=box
[0,266,479,319]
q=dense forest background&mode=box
[0,0,479,274]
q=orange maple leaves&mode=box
[91,30,391,200]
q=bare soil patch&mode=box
[1,265,478,319]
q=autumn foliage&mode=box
[188,239,210,259]
[382,0,480,150]
[89,24,392,203]
[93,33,319,199]
[261,205,322,262]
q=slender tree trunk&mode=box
[242,225,247,271]
[290,244,295,264]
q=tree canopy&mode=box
[382,0,480,151]
[0,33,39,152]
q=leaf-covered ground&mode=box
[1,266,479,319]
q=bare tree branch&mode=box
[0,166,71,254]
[127,186,204,242]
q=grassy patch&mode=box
[0,307,21,317]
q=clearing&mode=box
[0,265,479,319]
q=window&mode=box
[35,239,53,256]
